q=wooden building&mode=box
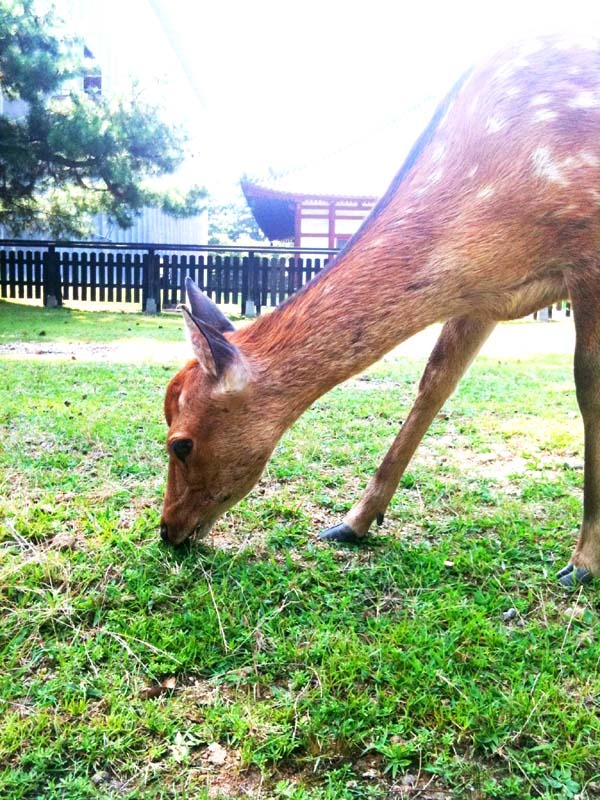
[241,179,377,249]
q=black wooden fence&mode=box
[0,241,338,314]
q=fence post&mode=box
[142,248,161,314]
[242,250,258,317]
[42,245,62,307]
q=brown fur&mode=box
[161,36,600,577]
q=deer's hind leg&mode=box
[558,272,600,587]
[320,315,496,543]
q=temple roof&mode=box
[241,180,378,242]
[240,180,297,241]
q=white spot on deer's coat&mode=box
[530,94,551,106]
[505,86,520,98]
[494,63,517,81]
[394,207,415,227]
[415,168,444,196]
[477,185,495,200]
[534,108,558,122]
[431,143,446,163]
[580,151,600,166]
[467,165,479,179]
[562,152,600,171]
[531,147,569,185]
[486,116,506,133]
[569,91,600,109]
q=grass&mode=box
[0,298,184,344]
[1,300,599,799]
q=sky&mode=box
[66,0,600,200]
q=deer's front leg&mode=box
[558,275,600,587]
[320,316,496,543]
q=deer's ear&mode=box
[181,307,248,392]
[185,277,234,333]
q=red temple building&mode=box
[241,179,378,249]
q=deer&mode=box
[161,35,600,587]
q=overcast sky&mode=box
[68,0,600,199]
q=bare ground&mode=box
[0,338,190,364]
[0,316,576,364]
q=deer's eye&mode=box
[170,438,193,463]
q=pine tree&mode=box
[0,0,205,236]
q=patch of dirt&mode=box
[0,339,188,364]
[388,317,575,362]
[200,751,264,799]
[418,436,529,487]
[174,743,455,800]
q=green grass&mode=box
[0,298,185,344]
[1,301,599,799]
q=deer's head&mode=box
[160,279,275,545]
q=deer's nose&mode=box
[159,522,170,543]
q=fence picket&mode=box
[223,256,231,304]
[198,253,205,295]
[33,251,43,299]
[0,251,6,297]
[123,253,132,303]
[15,250,24,298]
[215,255,223,304]
[206,254,214,299]
[7,251,16,298]
[172,254,184,307]
[73,251,81,301]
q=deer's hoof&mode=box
[557,563,593,587]
[319,523,365,544]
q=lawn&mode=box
[1,300,599,799]
[0,299,183,344]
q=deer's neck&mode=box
[233,223,441,428]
